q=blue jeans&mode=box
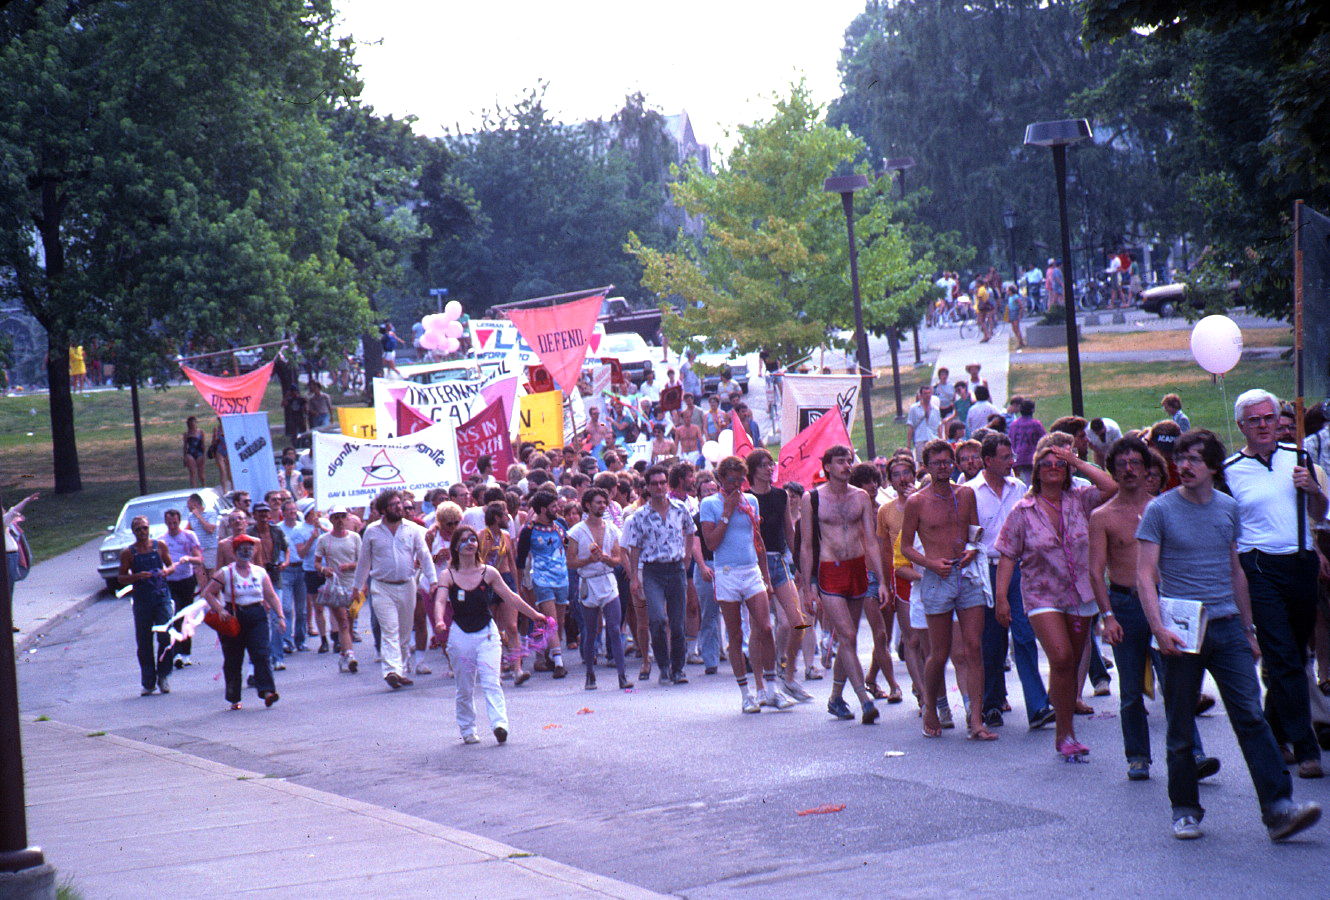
[1110,585,1204,763]
[269,568,296,663]
[221,603,274,704]
[642,561,687,676]
[1241,550,1322,763]
[695,565,721,669]
[1162,615,1293,823]
[580,597,625,679]
[132,594,175,691]
[982,564,1049,720]
[282,567,308,649]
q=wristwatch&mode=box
[1101,611,1115,619]
[719,515,730,525]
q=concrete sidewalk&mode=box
[12,536,106,652]
[22,719,663,899]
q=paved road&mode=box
[19,594,1327,896]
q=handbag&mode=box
[317,577,354,610]
[203,566,242,637]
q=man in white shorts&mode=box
[699,455,795,714]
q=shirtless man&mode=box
[798,444,891,724]
[900,439,993,739]
[674,409,703,464]
[650,423,676,461]
[584,406,613,451]
[1090,434,1217,781]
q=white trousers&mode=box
[448,621,508,738]
[370,579,416,678]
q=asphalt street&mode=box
[19,593,1328,896]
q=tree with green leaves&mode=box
[627,83,934,363]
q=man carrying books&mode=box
[1136,429,1321,842]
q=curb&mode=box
[33,719,667,900]
[15,586,106,654]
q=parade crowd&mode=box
[64,365,1330,845]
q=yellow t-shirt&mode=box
[876,499,911,571]
[68,345,86,377]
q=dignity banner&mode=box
[313,423,460,508]
[776,404,853,487]
[780,374,861,444]
[221,412,279,501]
[456,399,514,480]
[373,376,484,439]
[504,292,605,393]
[182,360,274,415]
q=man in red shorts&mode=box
[798,444,892,724]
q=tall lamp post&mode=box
[824,173,877,458]
[884,157,922,366]
[1024,119,1092,417]
[1002,206,1018,284]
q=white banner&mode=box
[313,423,461,508]
[221,412,280,501]
[780,374,861,444]
[468,319,539,367]
[373,376,485,440]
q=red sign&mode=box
[731,409,753,459]
[181,360,274,416]
[395,400,434,437]
[776,403,852,486]
[456,398,514,480]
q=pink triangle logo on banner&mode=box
[504,292,605,394]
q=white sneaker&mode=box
[415,661,432,675]
[462,734,480,745]
[761,688,796,710]
[741,694,761,714]
[1173,816,1203,840]
[782,678,814,702]
[338,654,350,673]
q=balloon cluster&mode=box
[701,428,735,463]
[419,300,465,355]
[1190,314,1243,375]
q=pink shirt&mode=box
[995,484,1105,612]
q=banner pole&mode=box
[1294,199,1306,553]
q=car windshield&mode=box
[602,333,646,354]
[116,497,210,533]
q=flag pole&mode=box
[1294,199,1306,553]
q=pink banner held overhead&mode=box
[504,292,605,394]
[181,360,274,415]
[731,409,754,460]
[776,403,853,487]
[456,398,514,481]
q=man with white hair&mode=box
[1222,389,1328,779]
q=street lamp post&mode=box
[1024,119,1092,417]
[884,157,923,366]
[1002,206,1018,285]
[823,174,877,458]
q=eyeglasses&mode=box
[1037,459,1068,469]
[1176,453,1208,466]
[1241,413,1278,427]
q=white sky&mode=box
[333,0,868,155]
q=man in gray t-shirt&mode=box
[1136,489,1240,619]
[1133,429,1317,842]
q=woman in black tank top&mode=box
[432,526,547,745]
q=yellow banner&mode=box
[518,390,564,451]
[337,406,377,440]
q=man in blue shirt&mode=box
[516,491,570,679]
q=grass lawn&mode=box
[0,380,364,562]
[1072,326,1291,354]
[850,356,1295,460]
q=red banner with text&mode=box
[181,360,274,415]
[456,398,515,480]
[504,292,605,394]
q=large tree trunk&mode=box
[45,333,82,494]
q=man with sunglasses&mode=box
[1223,389,1328,779]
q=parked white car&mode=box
[97,487,228,592]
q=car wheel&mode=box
[105,577,121,594]
[1161,302,1175,318]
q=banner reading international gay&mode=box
[313,423,460,508]
[780,373,861,444]
[182,360,274,415]
[373,376,484,439]
[504,292,605,393]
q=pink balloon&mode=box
[444,320,463,339]
[444,300,463,320]
[442,337,460,354]
[422,313,448,332]
[420,331,445,351]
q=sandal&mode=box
[967,726,999,741]
[922,723,943,738]
[886,686,903,704]
[1074,700,1095,715]
[867,682,888,701]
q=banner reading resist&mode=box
[313,423,460,508]
[504,292,605,394]
[456,398,514,480]
[780,373,861,444]
[182,360,275,415]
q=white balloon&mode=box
[717,428,734,455]
[701,440,723,463]
[1190,314,1243,375]
[444,300,463,320]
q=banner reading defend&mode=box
[504,292,605,393]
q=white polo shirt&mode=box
[965,472,1027,562]
[1223,443,1324,554]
